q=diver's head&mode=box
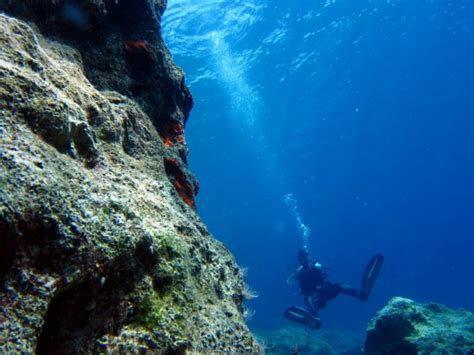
[297,247,310,265]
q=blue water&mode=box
[163,0,474,335]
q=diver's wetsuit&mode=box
[296,261,360,316]
[285,249,383,329]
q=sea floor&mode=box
[253,326,364,354]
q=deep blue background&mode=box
[163,0,473,334]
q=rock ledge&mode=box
[364,297,474,354]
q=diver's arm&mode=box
[286,265,303,285]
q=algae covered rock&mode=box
[364,297,474,354]
[0,1,260,353]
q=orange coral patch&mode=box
[163,137,174,147]
[163,158,196,208]
[161,121,186,147]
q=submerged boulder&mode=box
[364,297,474,354]
[0,1,259,353]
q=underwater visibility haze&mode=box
[163,0,474,336]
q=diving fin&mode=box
[359,253,384,301]
[284,306,322,330]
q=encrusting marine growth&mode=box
[0,0,261,353]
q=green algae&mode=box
[132,293,169,330]
[131,290,187,336]
[160,233,188,259]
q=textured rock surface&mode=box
[364,297,474,355]
[0,1,260,353]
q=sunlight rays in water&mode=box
[163,0,265,136]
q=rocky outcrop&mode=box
[364,297,474,354]
[0,1,260,353]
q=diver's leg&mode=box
[312,283,342,310]
[338,284,360,299]
[304,295,319,317]
[298,296,322,329]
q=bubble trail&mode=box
[284,193,311,247]
[208,31,260,132]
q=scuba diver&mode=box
[284,247,384,330]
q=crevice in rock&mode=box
[0,212,70,291]
[163,344,188,355]
[36,281,94,355]
[35,273,129,353]
[0,220,17,291]
[34,236,167,353]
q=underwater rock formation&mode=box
[0,0,259,353]
[364,297,474,354]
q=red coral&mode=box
[175,135,185,144]
[124,40,152,55]
[164,158,196,208]
[173,123,184,134]
[123,40,154,74]
[161,121,186,147]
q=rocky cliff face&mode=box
[0,1,260,353]
[364,297,474,354]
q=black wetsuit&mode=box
[296,261,360,316]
